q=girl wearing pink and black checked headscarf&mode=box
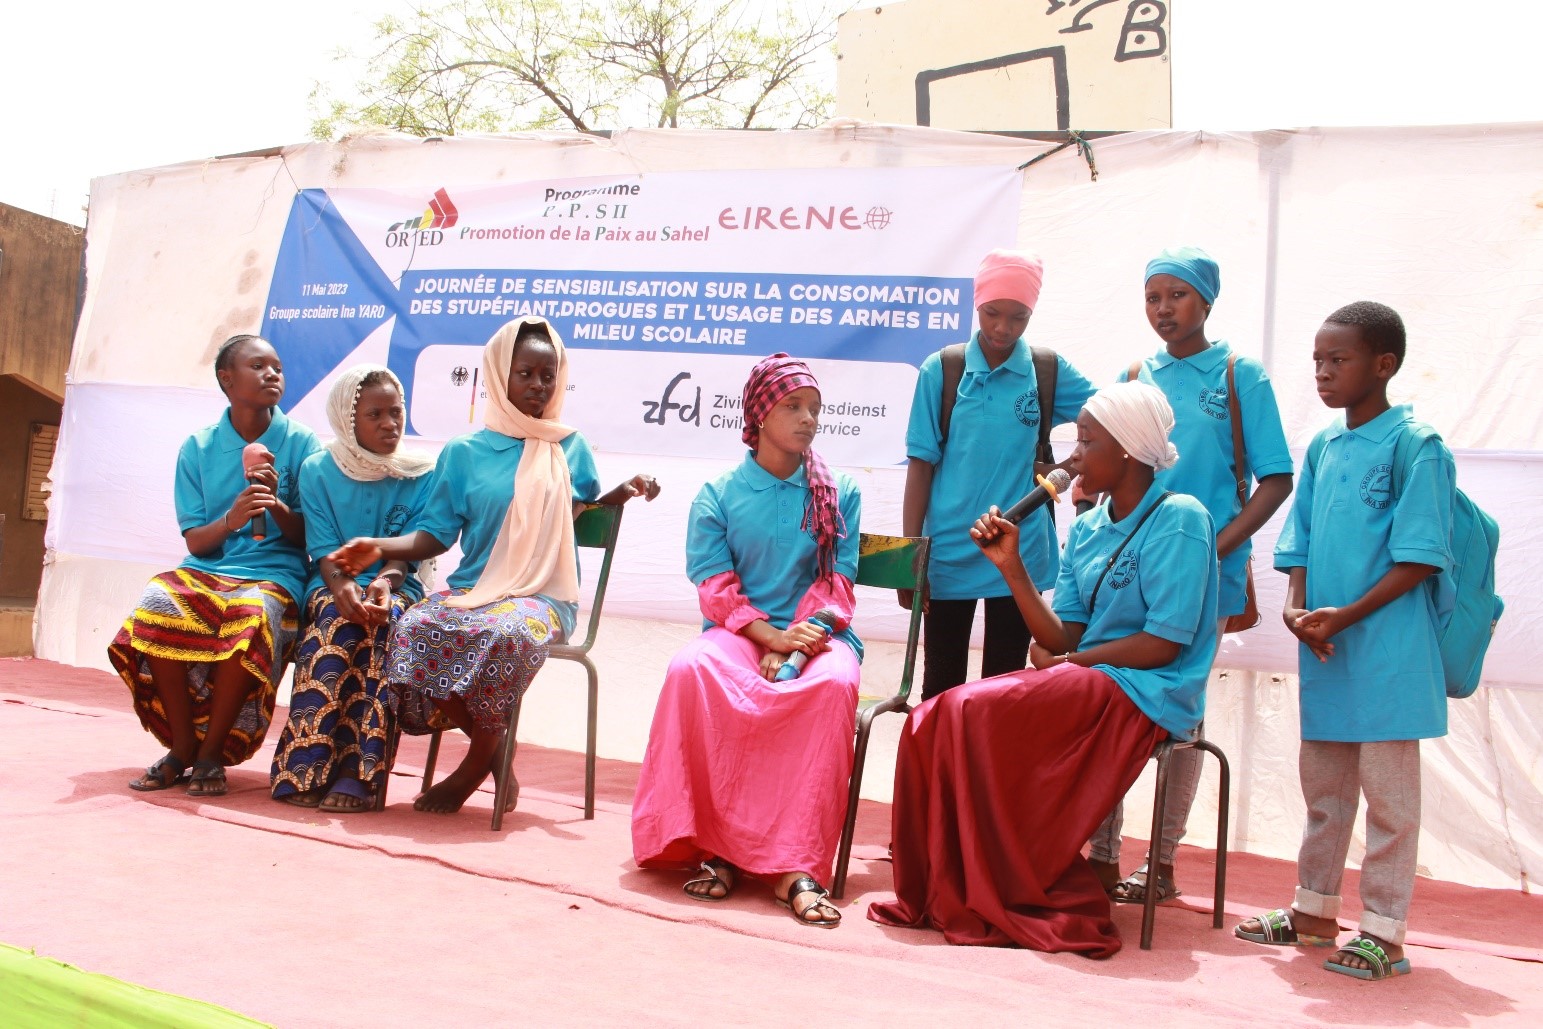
[633,352,863,930]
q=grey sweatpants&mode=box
[1292,739,1422,945]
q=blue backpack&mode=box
[1390,423,1504,698]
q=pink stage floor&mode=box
[3,658,1539,1026]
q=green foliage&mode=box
[311,0,844,139]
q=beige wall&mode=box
[836,0,1171,132]
[0,202,83,401]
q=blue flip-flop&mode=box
[1324,935,1412,980]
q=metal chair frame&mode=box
[831,532,930,900]
[393,502,625,829]
[1139,727,1231,949]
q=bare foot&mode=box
[1088,858,1122,897]
[319,788,371,813]
[415,729,502,814]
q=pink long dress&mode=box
[631,573,860,878]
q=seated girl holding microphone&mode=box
[329,317,658,815]
[631,354,862,928]
[868,381,1219,956]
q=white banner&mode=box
[265,167,1022,464]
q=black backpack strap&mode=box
[938,343,967,445]
[1088,492,1173,614]
[1030,346,1058,466]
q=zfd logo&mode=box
[386,188,458,248]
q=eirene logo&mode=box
[717,205,892,231]
[386,188,459,247]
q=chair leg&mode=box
[833,706,885,901]
[374,723,399,812]
[490,693,525,832]
[583,658,598,820]
[1197,740,1231,929]
[1141,745,1175,951]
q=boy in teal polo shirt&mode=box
[1237,301,1455,982]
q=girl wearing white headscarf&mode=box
[329,318,659,816]
[270,365,435,812]
[870,381,1221,957]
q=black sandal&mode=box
[128,753,189,792]
[187,760,228,798]
[683,859,736,902]
[1110,866,1181,905]
[778,876,841,928]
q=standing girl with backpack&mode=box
[901,249,1096,699]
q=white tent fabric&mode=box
[39,123,1542,889]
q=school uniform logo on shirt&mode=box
[1360,464,1393,509]
[277,468,297,503]
[1013,389,1042,427]
[1109,550,1140,590]
[1198,386,1229,420]
[385,504,411,536]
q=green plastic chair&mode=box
[832,531,930,900]
[415,502,626,829]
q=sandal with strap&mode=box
[683,859,736,902]
[1110,866,1181,905]
[777,876,841,929]
[1234,908,1338,948]
[128,752,189,792]
[1324,935,1412,981]
[186,760,228,798]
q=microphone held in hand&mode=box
[1000,467,1072,525]
[775,608,840,681]
[241,442,274,540]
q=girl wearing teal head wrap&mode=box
[1088,246,1297,907]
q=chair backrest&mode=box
[854,532,931,704]
[568,502,625,653]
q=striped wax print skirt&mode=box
[108,568,299,765]
[270,588,414,801]
[389,589,564,736]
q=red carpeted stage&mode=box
[2,657,1539,1027]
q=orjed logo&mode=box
[386,188,458,247]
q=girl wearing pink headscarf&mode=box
[632,353,862,928]
[902,250,1096,698]
[331,317,658,815]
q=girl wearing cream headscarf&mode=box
[331,318,659,815]
[870,381,1221,957]
[270,365,435,812]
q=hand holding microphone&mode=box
[972,467,1072,566]
[240,443,275,540]
[774,608,840,681]
[1000,467,1072,525]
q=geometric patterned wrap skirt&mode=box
[387,588,564,736]
[867,663,1165,958]
[107,568,300,766]
[269,588,414,801]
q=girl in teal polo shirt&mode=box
[903,249,1095,699]
[330,317,657,816]
[111,334,320,798]
[269,365,436,812]
[1092,246,1295,906]
[871,381,1219,956]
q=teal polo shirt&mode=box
[413,428,601,638]
[907,334,1096,599]
[1053,482,1219,738]
[686,452,863,661]
[298,450,432,601]
[1124,341,1294,618]
[174,407,321,604]
[1275,406,1454,742]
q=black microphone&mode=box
[1000,467,1072,525]
[775,608,839,681]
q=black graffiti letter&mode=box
[1115,0,1167,61]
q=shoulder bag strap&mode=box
[938,343,966,445]
[1227,354,1249,509]
[1088,491,1173,614]
[1030,346,1058,466]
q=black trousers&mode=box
[919,595,1032,701]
